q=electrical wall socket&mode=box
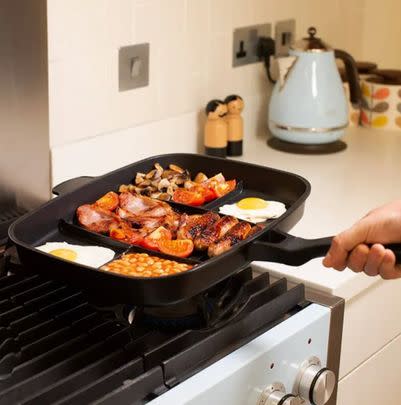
[119,43,149,92]
[233,23,271,67]
[275,19,296,56]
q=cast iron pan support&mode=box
[248,229,401,266]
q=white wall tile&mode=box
[51,108,201,186]
[232,0,255,28]
[50,93,267,186]
[48,51,112,147]
[360,0,401,67]
[133,0,161,44]
[47,0,133,62]
[210,0,233,34]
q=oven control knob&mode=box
[297,357,336,405]
[258,382,301,405]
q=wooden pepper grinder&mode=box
[204,99,228,158]
[224,95,244,156]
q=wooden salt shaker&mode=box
[224,95,244,156]
[204,99,228,158]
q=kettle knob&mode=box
[307,27,317,38]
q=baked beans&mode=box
[101,253,193,277]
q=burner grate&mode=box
[0,268,166,405]
[0,207,26,223]
[0,250,306,404]
[0,206,26,244]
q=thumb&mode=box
[323,219,370,269]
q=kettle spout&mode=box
[277,56,298,89]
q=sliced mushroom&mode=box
[151,179,162,188]
[154,165,163,179]
[139,179,151,187]
[154,162,163,173]
[167,185,175,196]
[158,192,171,201]
[119,184,130,193]
[134,186,145,194]
[142,186,154,196]
[135,173,146,185]
[161,170,175,179]
[184,180,196,189]
[146,169,156,179]
[194,172,208,183]
[150,191,162,199]
[169,164,185,173]
[158,178,171,191]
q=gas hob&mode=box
[0,246,343,405]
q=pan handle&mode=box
[248,230,332,266]
[52,176,95,196]
[247,230,401,266]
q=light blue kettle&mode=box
[268,27,361,144]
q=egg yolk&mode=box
[48,248,78,261]
[236,197,268,210]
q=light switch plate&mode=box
[233,23,271,67]
[119,43,149,92]
[275,19,296,57]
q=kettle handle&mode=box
[335,49,361,106]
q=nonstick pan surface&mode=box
[8,153,333,306]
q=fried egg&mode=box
[219,197,286,223]
[36,242,115,268]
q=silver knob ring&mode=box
[309,367,333,405]
[278,394,298,405]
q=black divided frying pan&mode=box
[8,153,401,306]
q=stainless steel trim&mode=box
[270,121,348,133]
[306,290,345,405]
[0,0,50,210]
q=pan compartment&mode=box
[60,219,206,264]
[29,221,127,256]
[208,188,290,226]
[117,160,242,210]
[67,200,214,262]
[26,221,127,271]
[121,246,198,265]
[98,245,199,279]
[67,196,273,264]
[201,180,243,209]
[59,220,131,251]
[31,220,199,277]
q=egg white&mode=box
[219,200,286,223]
[36,242,115,268]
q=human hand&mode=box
[323,200,401,279]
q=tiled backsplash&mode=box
[51,93,267,185]
[47,0,382,185]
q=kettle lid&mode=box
[291,27,332,52]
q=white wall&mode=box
[47,0,401,186]
[361,0,401,68]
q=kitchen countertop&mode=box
[236,127,401,301]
